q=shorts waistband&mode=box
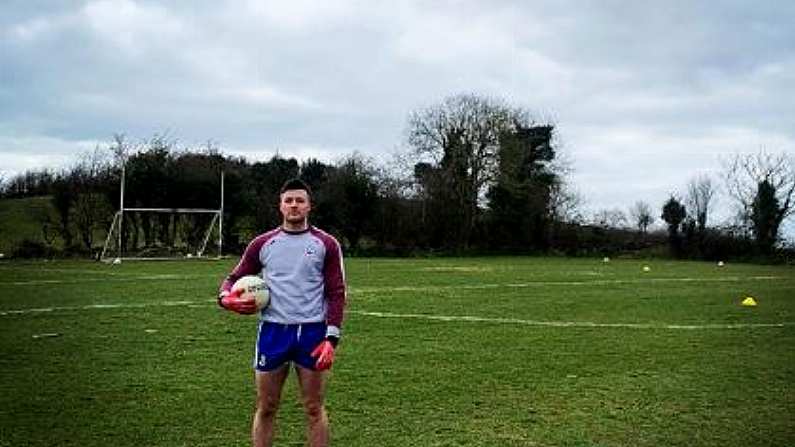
[261,321,325,328]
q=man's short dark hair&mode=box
[280,178,312,198]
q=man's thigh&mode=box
[295,365,328,407]
[255,366,290,408]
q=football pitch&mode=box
[1,257,793,446]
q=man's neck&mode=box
[282,221,309,233]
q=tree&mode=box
[4,169,55,198]
[321,153,379,252]
[487,123,557,250]
[724,150,795,244]
[109,133,133,167]
[408,93,514,249]
[686,175,715,233]
[124,136,175,249]
[411,161,446,247]
[548,182,583,225]
[250,155,300,230]
[593,208,628,229]
[751,179,782,253]
[71,147,114,252]
[661,196,687,256]
[51,174,75,247]
[370,167,421,252]
[218,156,254,251]
[296,158,335,234]
[629,201,654,234]
[171,151,226,249]
[300,158,332,193]
[32,205,60,248]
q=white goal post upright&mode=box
[100,163,225,262]
[219,170,224,257]
[118,162,125,260]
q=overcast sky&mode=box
[2,1,794,237]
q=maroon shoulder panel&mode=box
[219,228,280,293]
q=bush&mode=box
[12,240,51,258]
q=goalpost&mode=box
[100,167,224,262]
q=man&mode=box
[218,178,346,447]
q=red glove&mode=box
[219,290,258,315]
[311,340,335,371]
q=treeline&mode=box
[2,94,793,262]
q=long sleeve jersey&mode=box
[220,226,346,336]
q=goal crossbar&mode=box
[100,167,225,262]
[124,207,220,213]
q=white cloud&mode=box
[7,17,52,41]
[81,0,186,54]
[0,135,101,176]
[242,0,361,31]
[221,86,324,110]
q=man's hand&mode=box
[219,290,258,315]
[310,340,335,370]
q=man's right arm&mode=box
[218,235,268,310]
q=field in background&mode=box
[0,257,793,446]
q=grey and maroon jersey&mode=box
[220,226,346,336]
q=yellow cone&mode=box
[741,297,757,307]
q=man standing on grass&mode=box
[218,178,346,447]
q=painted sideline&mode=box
[1,274,787,287]
[349,310,793,330]
[0,300,791,330]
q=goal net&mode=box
[100,168,225,263]
[100,208,222,262]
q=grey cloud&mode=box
[1,1,793,240]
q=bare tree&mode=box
[549,181,584,224]
[629,201,654,234]
[724,150,795,241]
[407,93,515,247]
[71,147,114,251]
[686,174,715,232]
[593,208,628,229]
[109,133,134,167]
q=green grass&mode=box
[0,257,793,446]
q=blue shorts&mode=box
[254,321,326,372]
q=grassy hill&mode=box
[0,196,54,255]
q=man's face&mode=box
[279,189,311,225]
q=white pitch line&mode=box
[0,274,787,288]
[352,275,787,294]
[0,267,125,276]
[0,300,213,316]
[349,310,794,330]
[1,300,792,331]
[3,274,206,286]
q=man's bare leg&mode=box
[252,365,289,447]
[295,365,329,447]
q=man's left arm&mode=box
[311,238,345,370]
[322,237,346,345]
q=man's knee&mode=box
[256,398,281,420]
[302,400,326,422]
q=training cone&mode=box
[741,297,758,307]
